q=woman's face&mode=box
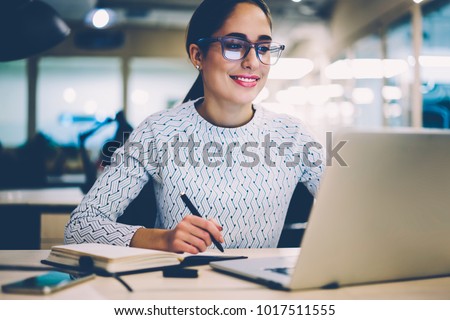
[200,3,272,107]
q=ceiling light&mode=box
[275,84,344,106]
[383,59,409,77]
[92,9,110,28]
[275,86,308,105]
[325,59,408,79]
[382,86,402,100]
[352,88,374,105]
[85,8,117,29]
[268,58,314,80]
[352,59,384,79]
[324,59,353,79]
[419,56,450,68]
[63,87,77,103]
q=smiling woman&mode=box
[65,0,324,254]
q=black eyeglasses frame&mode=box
[196,36,285,66]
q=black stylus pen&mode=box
[180,193,225,252]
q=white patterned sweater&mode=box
[65,98,324,248]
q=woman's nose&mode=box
[241,47,260,69]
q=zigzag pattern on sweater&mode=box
[65,99,323,248]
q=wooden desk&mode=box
[0,188,83,249]
[1,248,450,300]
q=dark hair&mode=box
[182,0,272,103]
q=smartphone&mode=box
[1,271,95,295]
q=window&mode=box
[37,57,122,149]
[127,58,196,127]
[421,1,450,128]
[0,60,27,146]
[352,34,384,128]
[385,15,413,127]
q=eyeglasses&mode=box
[197,36,285,66]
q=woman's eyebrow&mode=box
[225,32,272,41]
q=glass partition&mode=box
[385,15,413,127]
[37,57,122,148]
[0,60,27,146]
[127,57,196,127]
[421,1,450,128]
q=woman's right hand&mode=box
[164,215,224,254]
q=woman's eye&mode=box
[258,46,270,54]
[225,43,243,50]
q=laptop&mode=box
[210,129,450,290]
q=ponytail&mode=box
[183,74,204,103]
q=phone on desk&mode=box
[1,271,95,295]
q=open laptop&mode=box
[210,129,450,290]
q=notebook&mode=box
[41,243,247,276]
[42,243,181,274]
[210,129,450,290]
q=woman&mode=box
[65,0,324,254]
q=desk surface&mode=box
[1,248,450,300]
[0,187,83,207]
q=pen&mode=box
[180,193,225,252]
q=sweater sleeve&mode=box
[64,119,160,246]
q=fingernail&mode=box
[220,236,224,242]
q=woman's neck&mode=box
[195,99,254,128]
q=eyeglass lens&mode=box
[221,38,282,65]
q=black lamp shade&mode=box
[0,0,71,61]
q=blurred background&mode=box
[1,0,449,249]
[1,0,449,188]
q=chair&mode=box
[116,180,314,246]
[277,183,314,248]
[116,178,157,228]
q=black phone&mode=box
[1,271,95,295]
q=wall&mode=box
[46,25,187,58]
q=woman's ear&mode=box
[189,43,202,70]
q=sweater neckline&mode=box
[187,97,262,135]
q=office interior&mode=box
[0,0,449,250]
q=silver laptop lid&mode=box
[290,129,450,289]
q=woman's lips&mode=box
[230,75,260,88]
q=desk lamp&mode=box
[0,0,70,61]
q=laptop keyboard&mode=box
[265,267,293,276]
